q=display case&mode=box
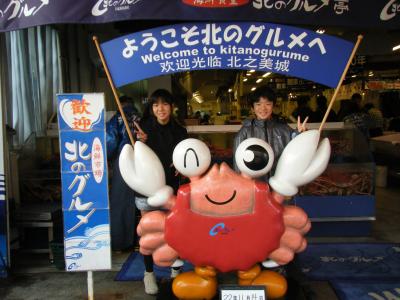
[188,123,376,237]
[294,124,376,237]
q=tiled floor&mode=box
[1,186,399,300]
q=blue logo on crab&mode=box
[64,224,111,271]
[209,222,232,236]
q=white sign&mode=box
[220,285,266,300]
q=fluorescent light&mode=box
[351,75,357,78]
[369,73,374,77]
[251,87,256,91]
[243,78,248,82]
[316,29,325,34]
[246,73,252,76]
[393,44,400,51]
[262,72,272,78]
[249,70,256,73]
[256,78,263,83]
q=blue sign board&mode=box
[57,93,111,271]
[100,22,354,88]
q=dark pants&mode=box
[109,157,136,251]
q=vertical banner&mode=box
[57,93,111,271]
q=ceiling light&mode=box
[246,73,252,76]
[192,91,204,103]
[262,72,272,78]
[351,75,357,78]
[228,88,232,92]
[369,73,374,77]
[316,28,325,34]
[393,44,400,51]
[243,78,248,82]
[249,70,256,73]
[251,87,256,91]
[256,78,263,83]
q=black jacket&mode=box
[140,117,188,191]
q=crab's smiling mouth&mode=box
[205,190,237,205]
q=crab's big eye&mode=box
[173,138,211,177]
[235,138,274,178]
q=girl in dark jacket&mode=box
[136,89,188,294]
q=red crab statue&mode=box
[119,130,330,299]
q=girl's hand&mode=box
[134,121,148,142]
[297,116,309,133]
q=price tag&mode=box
[220,285,266,300]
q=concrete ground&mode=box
[1,186,399,300]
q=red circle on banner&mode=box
[182,0,249,8]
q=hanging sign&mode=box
[57,93,111,272]
[1,1,399,32]
[100,22,354,88]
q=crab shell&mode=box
[164,162,284,272]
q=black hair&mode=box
[249,85,277,106]
[149,89,174,106]
[351,93,362,102]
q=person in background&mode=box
[136,89,188,295]
[313,95,337,122]
[337,99,352,121]
[363,103,384,137]
[343,100,371,140]
[351,92,363,109]
[233,85,308,180]
[291,95,314,123]
[106,96,145,252]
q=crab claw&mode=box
[269,130,330,197]
[119,142,173,205]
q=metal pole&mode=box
[88,271,94,300]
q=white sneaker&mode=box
[170,268,181,278]
[143,271,158,295]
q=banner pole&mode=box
[87,271,94,300]
[319,35,363,132]
[93,36,135,146]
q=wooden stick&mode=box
[319,35,363,132]
[93,36,135,145]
